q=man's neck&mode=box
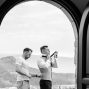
[42,55,50,61]
[22,55,28,60]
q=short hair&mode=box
[40,45,48,53]
[23,48,32,53]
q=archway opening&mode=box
[0,1,78,89]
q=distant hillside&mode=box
[0,56,75,88]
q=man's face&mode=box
[23,50,32,59]
[42,47,50,55]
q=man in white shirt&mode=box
[16,48,33,89]
[37,45,58,89]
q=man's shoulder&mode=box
[37,57,43,64]
[38,56,44,61]
[15,56,24,64]
[15,56,23,59]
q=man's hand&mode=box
[37,75,42,78]
[31,74,42,78]
[28,74,32,78]
[31,74,36,77]
[54,51,58,58]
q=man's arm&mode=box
[16,64,31,78]
[51,58,58,68]
[31,74,42,78]
[51,52,58,68]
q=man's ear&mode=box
[41,49,44,54]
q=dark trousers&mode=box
[40,79,52,89]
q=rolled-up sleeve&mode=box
[38,59,51,68]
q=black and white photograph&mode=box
[0,0,88,89]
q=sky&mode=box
[0,1,76,73]
[0,1,75,58]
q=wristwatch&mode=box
[36,74,38,77]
